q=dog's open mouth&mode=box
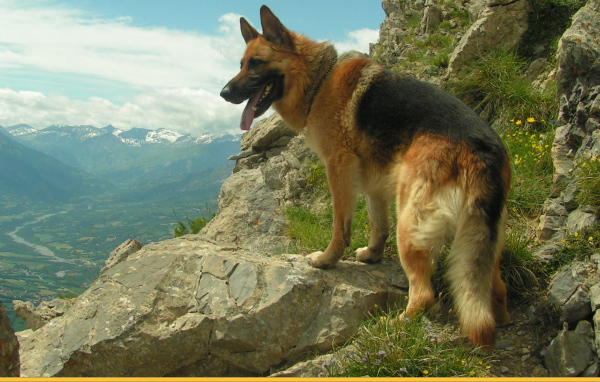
[240,76,283,131]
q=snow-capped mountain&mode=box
[3,124,241,187]
[6,124,237,147]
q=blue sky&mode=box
[0,1,384,135]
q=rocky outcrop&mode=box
[201,115,317,253]
[13,299,75,331]
[537,0,600,243]
[0,301,19,377]
[447,0,530,77]
[17,237,407,377]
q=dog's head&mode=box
[220,5,292,131]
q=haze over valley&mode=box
[0,124,240,330]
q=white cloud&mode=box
[332,28,380,54]
[0,2,380,136]
[0,4,244,92]
[0,88,244,135]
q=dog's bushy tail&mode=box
[445,192,507,349]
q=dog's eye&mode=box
[247,58,264,70]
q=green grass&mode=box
[501,122,555,217]
[574,154,600,212]
[446,48,557,123]
[329,309,492,378]
[284,196,398,259]
[549,223,600,270]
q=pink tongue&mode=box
[240,90,262,131]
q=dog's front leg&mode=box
[308,154,359,269]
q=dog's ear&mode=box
[260,5,293,48]
[240,17,259,43]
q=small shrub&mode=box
[173,208,212,237]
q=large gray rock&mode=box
[200,167,289,252]
[447,0,530,77]
[0,301,19,377]
[548,261,593,324]
[17,238,408,377]
[546,322,594,377]
[240,114,295,153]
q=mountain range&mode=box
[0,124,241,202]
[4,124,241,187]
[0,131,106,202]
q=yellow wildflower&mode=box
[516,120,522,125]
[589,237,594,242]
[470,371,476,376]
[423,370,429,375]
[527,117,535,123]
[510,118,515,122]
[575,232,579,237]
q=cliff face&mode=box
[5,0,600,378]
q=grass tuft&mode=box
[329,308,492,378]
[446,48,557,124]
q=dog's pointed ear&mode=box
[260,5,293,48]
[240,17,259,43]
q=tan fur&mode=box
[222,6,511,351]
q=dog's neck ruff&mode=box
[306,47,338,118]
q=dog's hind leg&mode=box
[356,193,389,264]
[308,153,359,269]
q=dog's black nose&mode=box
[220,84,232,101]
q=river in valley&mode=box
[5,211,76,265]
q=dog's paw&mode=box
[307,251,337,269]
[356,246,383,263]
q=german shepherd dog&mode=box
[221,5,511,351]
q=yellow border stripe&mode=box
[2,378,600,382]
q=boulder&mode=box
[199,168,289,252]
[447,0,530,77]
[548,261,593,324]
[17,238,408,377]
[566,207,597,233]
[0,301,19,377]
[240,114,295,152]
[545,322,594,377]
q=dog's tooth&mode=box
[252,106,257,111]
